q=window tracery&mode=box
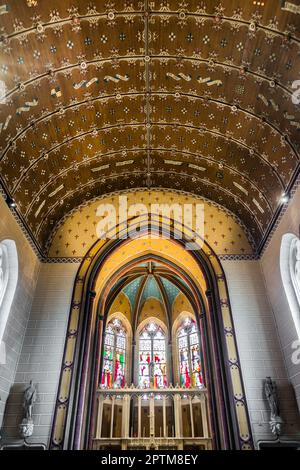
[101,318,126,389]
[177,318,203,389]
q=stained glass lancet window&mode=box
[177,318,204,388]
[139,322,167,389]
[101,318,126,389]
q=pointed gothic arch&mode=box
[50,220,253,450]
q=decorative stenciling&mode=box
[197,77,223,87]
[257,94,279,111]
[0,115,11,134]
[0,0,299,267]
[49,184,64,198]
[252,198,264,214]
[258,94,300,128]
[91,164,110,172]
[104,74,129,83]
[47,190,253,258]
[115,160,134,166]
[188,164,206,171]
[164,159,183,165]
[16,98,38,115]
[281,2,300,14]
[34,200,45,218]
[166,72,192,81]
[73,78,99,90]
[166,73,222,87]
[51,87,62,98]
[284,111,300,129]
[0,4,9,15]
[233,182,248,195]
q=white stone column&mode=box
[163,395,167,437]
[110,396,115,438]
[150,395,155,437]
[95,395,104,439]
[122,394,130,438]
[189,396,194,438]
[174,393,182,438]
[200,394,209,438]
[138,395,142,438]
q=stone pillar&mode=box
[189,396,194,438]
[122,394,130,438]
[95,395,104,439]
[150,395,155,437]
[138,395,142,438]
[110,396,115,438]
[174,393,182,438]
[200,394,209,438]
[163,395,167,438]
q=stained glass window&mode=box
[177,318,204,389]
[100,318,126,389]
[139,322,167,389]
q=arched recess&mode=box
[0,239,18,364]
[280,233,300,340]
[49,220,253,450]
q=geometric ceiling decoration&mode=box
[47,190,253,258]
[0,1,299,258]
[110,260,191,329]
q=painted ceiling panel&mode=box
[0,0,299,257]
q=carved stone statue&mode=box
[19,380,37,439]
[23,380,36,420]
[264,377,283,437]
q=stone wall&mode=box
[2,262,79,445]
[0,195,40,431]
[222,259,300,447]
[261,185,300,412]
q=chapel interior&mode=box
[1,0,300,451]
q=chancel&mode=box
[0,0,300,452]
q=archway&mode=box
[50,222,253,450]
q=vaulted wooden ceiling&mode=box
[0,0,300,256]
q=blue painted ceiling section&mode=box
[160,277,181,306]
[123,276,144,311]
[140,275,163,307]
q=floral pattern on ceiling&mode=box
[48,190,253,257]
[0,0,299,256]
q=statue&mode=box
[23,380,36,420]
[264,377,283,437]
[19,380,37,439]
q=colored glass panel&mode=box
[139,322,167,389]
[100,319,126,389]
[177,319,204,389]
